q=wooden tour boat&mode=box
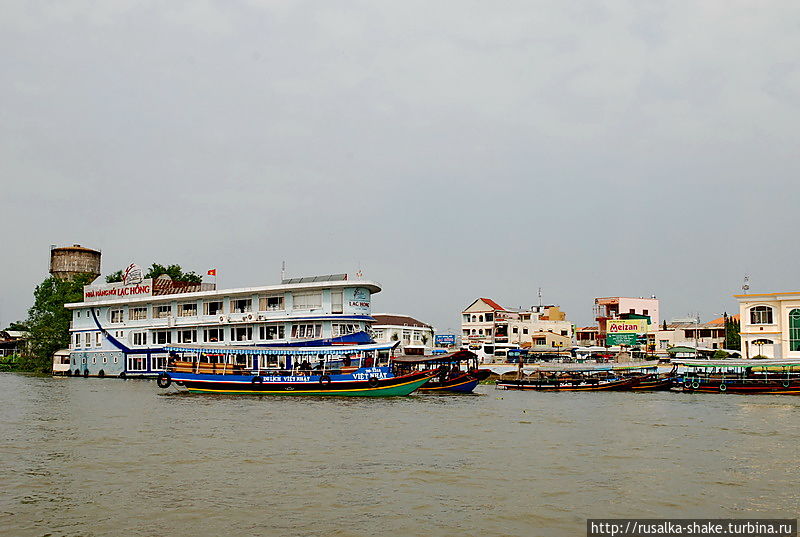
[674,359,800,394]
[157,343,435,396]
[392,350,491,394]
[496,361,674,392]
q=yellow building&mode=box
[735,292,800,359]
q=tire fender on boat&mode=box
[83,369,89,378]
[368,377,380,388]
[98,369,105,378]
[73,369,80,377]
[251,376,263,384]
[782,380,791,388]
[691,380,700,390]
[119,371,127,379]
[719,383,727,392]
[157,373,172,389]
[319,374,331,386]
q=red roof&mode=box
[707,314,740,325]
[479,298,505,311]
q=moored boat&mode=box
[392,350,491,394]
[674,359,800,394]
[496,361,674,392]
[157,342,435,396]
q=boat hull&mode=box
[418,373,480,394]
[679,379,800,394]
[496,377,636,391]
[164,369,433,397]
[628,375,675,391]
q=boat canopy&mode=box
[534,360,661,372]
[165,341,398,356]
[674,358,800,368]
[392,350,477,364]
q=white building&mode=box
[735,291,800,359]
[371,314,435,356]
[65,270,383,377]
[461,298,573,362]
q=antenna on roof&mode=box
[742,274,750,294]
[538,287,542,308]
[281,261,286,282]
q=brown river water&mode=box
[1,374,798,537]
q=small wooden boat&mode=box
[392,350,491,394]
[157,343,434,396]
[616,362,676,391]
[674,359,800,394]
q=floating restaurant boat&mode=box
[158,342,435,396]
[674,359,800,394]
[392,350,491,394]
[495,361,673,392]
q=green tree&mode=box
[4,320,28,331]
[104,263,202,284]
[724,315,741,350]
[145,263,201,283]
[22,273,95,372]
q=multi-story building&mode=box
[371,314,435,355]
[65,269,384,377]
[595,296,659,345]
[461,298,573,362]
[647,315,734,353]
[735,291,800,359]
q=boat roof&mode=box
[165,341,398,356]
[392,350,477,364]
[534,360,661,372]
[674,358,800,368]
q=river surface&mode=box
[1,374,798,537]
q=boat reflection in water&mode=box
[675,359,800,394]
[392,350,491,394]
[156,342,435,396]
[496,361,675,392]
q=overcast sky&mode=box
[1,1,798,332]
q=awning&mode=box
[392,350,477,364]
[165,341,398,356]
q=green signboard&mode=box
[606,333,638,346]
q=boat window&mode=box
[110,309,124,323]
[129,307,147,321]
[204,301,224,315]
[204,328,224,342]
[331,290,343,314]
[749,305,774,325]
[178,303,198,317]
[292,324,322,339]
[259,296,284,311]
[232,326,253,341]
[155,305,172,318]
[292,292,322,311]
[333,323,358,337]
[177,329,197,344]
[259,325,285,340]
[131,332,147,346]
[231,299,252,313]
[154,330,172,345]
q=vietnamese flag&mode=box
[207,269,217,276]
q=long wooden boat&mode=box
[674,359,800,394]
[157,343,434,396]
[393,350,491,394]
[496,361,673,392]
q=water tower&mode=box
[49,244,101,281]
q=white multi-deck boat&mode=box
[64,270,395,378]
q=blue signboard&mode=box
[435,334,456,346]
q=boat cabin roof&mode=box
[674,358,800,368]
[392,350,477,364]
[534,360,660,372]
[165,341,398,356]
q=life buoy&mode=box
[98,370,105,378]
[691,380,700,390]
[719,383,727,392]
[319,374,332,386]
[368,377,380,388]
[251,376,263,384]
[83,369,89,378]
[684,378,693,388]
[157,373,172,389]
